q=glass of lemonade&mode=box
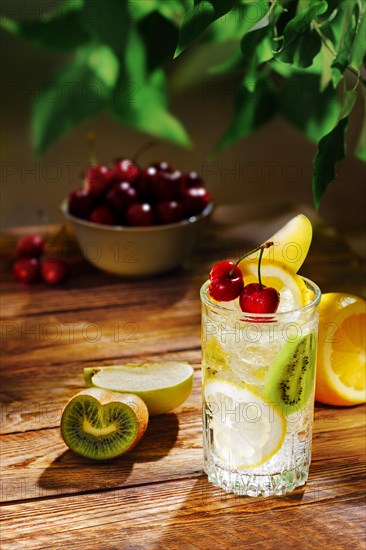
[200,277,321,497]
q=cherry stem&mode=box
[132,140,158,164]
[87,132,97,165]
[228,241,274,278]
[258,246,265,289]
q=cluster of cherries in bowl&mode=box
[209,243,280,314]
[12,235,69,285]
[67,159,212,226]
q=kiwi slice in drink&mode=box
[264,332,316,415]
[61,388,148,460]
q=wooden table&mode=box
[1,214,365,549]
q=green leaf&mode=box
[0,0,89,52]
[331,1,362,86]
[350,7,366,69]
[355,113,366,162]
[170,41,238,93]
[175,0,235,57]
[32,43,116,155]
[215,78,276,153]
[312,83,360,207]
[157,0,187,25]
[138,11,179,72]
[207,0,268,43]
[354,83,366,162]
[240,27,273,89]
[127,0,159,21]
[81,0,130,54]
[313,117,348,208]
[110,31,191,147]
[279,74,340,142]
[276,0,328,68]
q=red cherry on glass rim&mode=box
[16,235,45,258]
[209,261,244,302]
[84,165,111,197]
[41,259,69,285]
[239,243,280,314]
[90,206,117,225]
[126,203,155,226]
[239,283,280,314]
[113,159,139,183]
[13,258,40,284]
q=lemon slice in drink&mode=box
[239,258,309,310]
[205,379,286,469]
[84,362,194,416]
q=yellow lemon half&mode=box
[316,293,366,406]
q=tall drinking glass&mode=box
[201,277,321,496]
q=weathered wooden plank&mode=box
[1,401,364,503]
[0,301,202,369]
[1,473,365,550]
[0,268,208,319]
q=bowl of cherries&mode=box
[61,157,213,276]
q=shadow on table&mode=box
[38,413,179,493]
[153,474,309,549]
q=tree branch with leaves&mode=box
[2,0,365,207]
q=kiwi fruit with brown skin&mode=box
[264,332,316,415]
[60,388,149,460]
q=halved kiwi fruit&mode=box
[264,332,316,415]
[60,388,149,460]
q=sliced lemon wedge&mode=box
[204,379,286,469]
[239,258,309,311]
[245,214,313,273]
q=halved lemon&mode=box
[204,379,286,469]
[245,214,313,273]
[239,258,309,311]
[316,293,366,406]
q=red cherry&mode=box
[113,159,139,183]
[183,186,211,216]
[152,170,182,201]
[84,165,112,197]
[126,203,155,226]
[183,171,203,188]
[151,161,172,173]
[16,235,45,258]
[239,283,280,314]
[13,258,40,284]
[209,260,244,301]
[89,206,117,225]
[41,259,69,285]
[105,182,138,213]
[133,166,159,201]
[156,201,185,224]
[68,190,94,219]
